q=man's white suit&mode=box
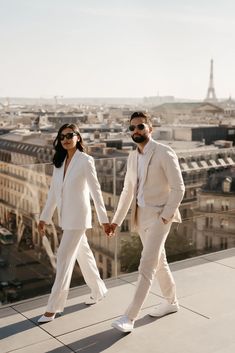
[112,139,185,321]
[40,150,108,313]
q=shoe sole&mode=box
[149,309,178,317]
[111,322,133,333]
[38,317,55,324]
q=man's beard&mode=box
[131,134,147,143]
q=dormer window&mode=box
[222,177,232,193]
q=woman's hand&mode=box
[106,223,118,237]
[102,223,111,236]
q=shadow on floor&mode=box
[48,315,156,353]
[48,328,129,353]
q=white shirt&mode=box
[137,139,152,207]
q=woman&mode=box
[38,123,110,323]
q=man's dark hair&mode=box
[130,111,152,127]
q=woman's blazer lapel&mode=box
[62,150,80,186]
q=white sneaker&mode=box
[149,302,179,317]
[111,315,134,333]
[85,294,106,305]
[38,314,55,323]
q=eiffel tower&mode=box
[205,59,217,103]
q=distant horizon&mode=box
[0,95,232,101]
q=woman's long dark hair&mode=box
[52,123,85,168]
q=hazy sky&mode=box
[0,0,235,99]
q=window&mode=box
[121,220,129,232]
[228,129,235,135]
[205,236,213,249]
[206,199,214,212]
[221,200,229,211]
[220,219,228,229]
[222,177,232,193]
[190,189,197,197]
[182,209,187,219]
[220,237,228,250]
[205,217,213,228]
[106,258,112,278]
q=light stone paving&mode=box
[0,248,235,353]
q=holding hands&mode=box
[102,223,118,237]
[38,220,46,237]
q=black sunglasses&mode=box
[129,123,146,132]
[59,132,78,141]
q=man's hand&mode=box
[102,223,118,237]
[38,220,46,237]
[102,223,112,236]
[110,223,118,236]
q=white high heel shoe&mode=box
[38,313,55,323]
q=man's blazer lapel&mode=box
[132,150,138,187]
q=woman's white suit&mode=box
[40,150,108,313]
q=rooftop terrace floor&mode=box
[1,248,235,353]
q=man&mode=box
[110,111,185,333]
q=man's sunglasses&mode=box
[129,123,146,132]
[59,132,78,141]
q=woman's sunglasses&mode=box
[129,123,146,132]
[59,132,78,141]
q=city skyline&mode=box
[0,0,235,100]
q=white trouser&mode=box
[125,207,177,321]
[46,229,107,313]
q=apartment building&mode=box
[195,169,235,251]
[1,128,235,278]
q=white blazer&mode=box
[112,139,185,230]
[40,150,108,230]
